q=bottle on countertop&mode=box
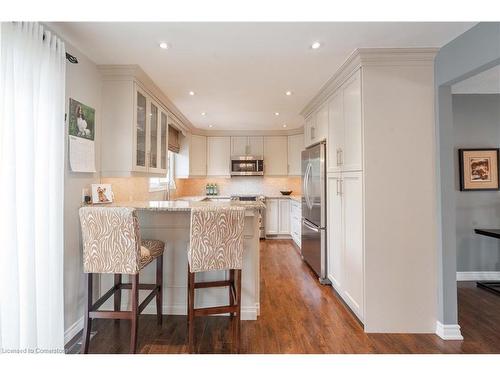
[205,184,210,196]
[213,184,218,196]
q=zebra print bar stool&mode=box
[187,206,246,353]
[79,206,165,354]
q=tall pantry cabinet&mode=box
[325,68,364,321]
[302,48,438,333]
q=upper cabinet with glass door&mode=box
[133,86,169,174]
[134,88,148,171]
[99,65,176,177]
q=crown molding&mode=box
[300,47,439,118]
[98,64,303,137]
[191,127,304,137]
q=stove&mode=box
[230,195,266,238]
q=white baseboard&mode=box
[65,316,84,345]
[457,271,500,281]
[435,321,463,340]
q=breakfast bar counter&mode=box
[97,200,263,320]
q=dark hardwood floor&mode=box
[68,239,500,354]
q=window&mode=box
[149,151,176,192]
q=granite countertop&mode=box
[265,195,302,202]
[88,200,265,212]
[176,195,302,203]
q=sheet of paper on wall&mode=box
[69,135,96,172]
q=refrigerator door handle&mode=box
[304,163,313,210]
[302,218,321,232]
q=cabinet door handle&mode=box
[339,179,343,195]
[311,127,315,140]
[339,148,343,165]
[336,179,340,195]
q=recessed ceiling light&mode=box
[274,112,280,116]
[208,124,213,128]
[159,42,169,49]
[311,41,321,50]
[189,91,195,96]
[285,91,292,96]
[282,124,287,128]
[201,112,206,116]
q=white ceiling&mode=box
[452,65,500,94]
[52,22,475,131]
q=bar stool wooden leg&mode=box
[235,269,242,354]
[156,255,163,326]
[229,270,235,317]
[188,269,195,353]
[114,274,122,323]
[81,273,93,354]
[130,274,139,354]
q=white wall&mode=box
[62,41,102,342]
[453,94,500,272]
[363,63,438,333]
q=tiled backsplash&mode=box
[101,176,301,202]
[175,177,301,197]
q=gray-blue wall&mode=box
[453,94,500,272]
[435,23,500,325]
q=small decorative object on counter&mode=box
[91,184,114,204]
[280,190,292,196]
[205,184,210,196]
[213,184,218,196]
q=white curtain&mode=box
[0,22,65,352]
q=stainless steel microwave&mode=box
[230,156,264,176]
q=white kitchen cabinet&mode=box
[134,88,148,171]
[327,171,364,321]
[248,136,264,156]
[315,102,329,142]
[175,133,207,178]
[327,69,362,173]
[327,174,343,291]
[263,136,288,176]
[265,199,279,235]
[207,136,231,176]
[190,135,207,176]
[304,104,328,148]
[148,99,169,174]
[342,71,363,172]
[159,111,168,170]
[290,200,302,247]
[100,78,170,176]
[304,114,315,148]
[287,133,304,176]
[265,198,292,237]
[327,90,343,174]
[231,136,263,157]
[231,136,248,156]
[342,171,364,319]
[278,199,290,234]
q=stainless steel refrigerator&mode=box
[301,141,330,284]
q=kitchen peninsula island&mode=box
[97,199,264,320]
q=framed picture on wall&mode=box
[459,148,500,191]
